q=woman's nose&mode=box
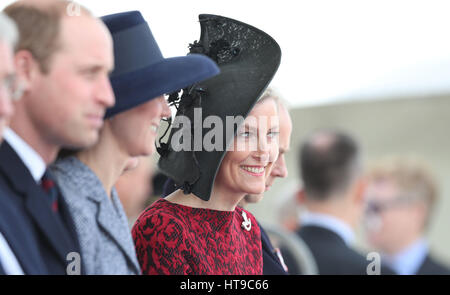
[160,97,171,119]
[253,152,269,165]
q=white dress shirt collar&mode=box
[300,211,355,246]
[382,238,428,275]
[0,231,24,275]
[3,128,46,183]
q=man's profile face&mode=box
[265,104,292,191]
[24,15,115,148]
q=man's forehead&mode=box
[367,179,399,199]
[57,15,113,65]
[60,14,110,45]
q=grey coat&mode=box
[50,157,140,275]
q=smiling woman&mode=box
[132,87,280,276]
[216,98,279,198]
[132,14,281,275]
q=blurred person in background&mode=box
[51,11,218,274]
[238,88,293,275]
[0,10,48,275]
[0,0,115,274]
[285,129,393,274]
[0,13,16,140]
[275,188,302,233]
[364,156,450,275]
[116,156,154,227]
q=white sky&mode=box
[3,0,450,107]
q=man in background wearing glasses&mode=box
[364,156,450,275]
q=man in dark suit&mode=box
[0,10,47,275]
[0,0,115,274]
[287,130,393,275]
[364,156,450,275]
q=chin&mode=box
[65,132,99,149]
[141,145,156,156]
[243,184,265,196]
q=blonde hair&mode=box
[4,0,92,74]
[368,156,438,228]
[257,87,292,113]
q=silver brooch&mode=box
[241,211,252,231]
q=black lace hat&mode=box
[157,14,281,201]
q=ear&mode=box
[353,177,367,204]
[296,188,306,205]
[14,50,39,93]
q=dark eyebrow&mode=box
[269,125,280,130]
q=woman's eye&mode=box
[239,131,251,138]
[268,131,279,138]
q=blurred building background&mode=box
[248,93,450,264]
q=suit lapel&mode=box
[0,142,78,263]
[0,191,48,274]
[94,192,140,273]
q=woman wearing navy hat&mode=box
[50,11,219,275]
[132,14,282,275]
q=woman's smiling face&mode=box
[215,98,279,196]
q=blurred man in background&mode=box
[364,156,450,275]
[288,129,393,274]
[238,89,293,275]
[0,0,114,274]
[0,10,27,275]
[0,13,15,141]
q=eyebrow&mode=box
[243,124,257,131]
[78,63,112,73]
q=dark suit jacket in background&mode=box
[0,186,48,274]
[259,222,288,275]
[0,141,81,275]
[294,225,394,275]
[417,254,450,275]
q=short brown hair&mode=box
[368,156,438,227]
[3,0,91,74]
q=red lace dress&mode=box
[132,199,262,275]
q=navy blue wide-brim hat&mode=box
[101,11,220,118]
